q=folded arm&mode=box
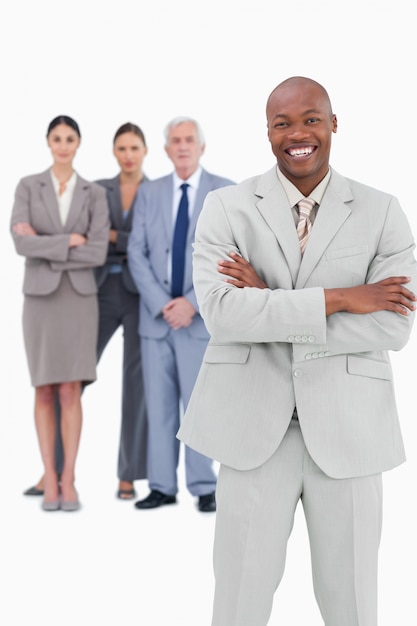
[221,252,415,317]
[11,181,72,262]
[194,190,417,353]
[11,181,109,269]
[49,187,110,270]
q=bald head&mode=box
[266,76,333,120]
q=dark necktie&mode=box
[171,183,189,297]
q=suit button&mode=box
[293,369,303,377]
[295,335,301,342]
[311,352,318,358]
[318,351,326,357]
[288,335,295,341]
[308,336,315,342]
[301,335,308,342]
[305,354,312,360]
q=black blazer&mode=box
[95,174,149,293]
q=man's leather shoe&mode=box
[134,489,176,509]
[198,492,216,513]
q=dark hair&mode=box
[47,115,81,138]
[113,122,146,147]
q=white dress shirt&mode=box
[50,169,77,226]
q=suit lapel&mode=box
[295,171,353,288]
[107,176,124,230]
[39,170,62,232]
[188,169,209,242]
[253,168,354,289]
[161,175,174,245]
[125,175,148,229]
[65,175,89,232]
[255,168,301,286]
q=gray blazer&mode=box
[11,170,110,295]
[178,167,417,479]
[95,175,148,293]
[127,168,234,339]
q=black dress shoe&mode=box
[23,486,44,496]
[198,492,216,513]
[134,489,177,509]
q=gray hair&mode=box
[163,116,205,146]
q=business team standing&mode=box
[11,116,109,512]
[128,117,234,512]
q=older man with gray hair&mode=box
[128,117,234,512]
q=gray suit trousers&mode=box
[141,329,216,496]
[212,419,382,626]
[96,274,147,480]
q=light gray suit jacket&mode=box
[127,169,234,339]
[178,167,417,479]
[11,170,110,295]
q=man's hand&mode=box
[162,297,196,330]
[325,277,417,316]
[218,252,268,289]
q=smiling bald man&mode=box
[178,77,417,626]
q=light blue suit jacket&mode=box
[127,169,234,339]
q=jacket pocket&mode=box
[325,244,368,261]
[204,344,251,364]
[347,354,392,380]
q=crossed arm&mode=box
[12,222,87,248]
[218,252,417,317]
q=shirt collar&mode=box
[276,166,331,207]
[50,169,77,194]
[173,166,202,190]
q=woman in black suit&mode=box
[95,123,148,498]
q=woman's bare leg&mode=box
[34,385,59,503]
[58,381,82,503]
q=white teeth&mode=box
[289,147,313,156]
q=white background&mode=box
[1,1,416,624]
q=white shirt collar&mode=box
[50,169,77,194]
[172,166,202,190]
[276,166,331,207]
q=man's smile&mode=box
[286,145,316,158]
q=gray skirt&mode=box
[23,273,98,387]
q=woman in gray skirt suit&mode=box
[23,122,149,501]
[11,116,109,511]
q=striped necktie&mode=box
[296,197,315,254]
